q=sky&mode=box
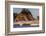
[13,8,39,19]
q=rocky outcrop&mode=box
[14,9,35,22]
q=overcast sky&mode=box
[13,8,39,19]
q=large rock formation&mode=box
[14,8,35,22]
